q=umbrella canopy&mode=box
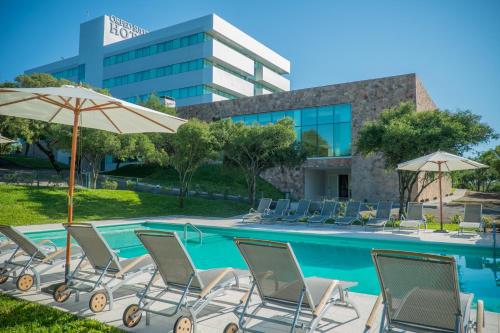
[397,151,487,172]
[0,85,186,277]
[397,150,487,232]
[0,134,15,144]
[0,85,186,133]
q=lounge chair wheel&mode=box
[0,269,8,284]
[53,283,71,303]
[16,273,34,291]
[89,291,108,313]
[223,322,239,333]
[173,315,193,333]
[122,304,142,328]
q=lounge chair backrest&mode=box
[375,201,393,219]
[464,204,482,223]
[135,230,203,289]
[320,200,336,217]
[406,202,423,221]
[372,249,462,332]
[295,199,311,215]
[274,199,290,215]
[64,223,121,272]
[234,238,315,310]
[0,225,46,260]
[256,198,272,213]
[344,201,361,218]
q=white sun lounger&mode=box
[242,198,272,223]
[364,201,393,231]
[399,202,426,233]
[459,204,484,235]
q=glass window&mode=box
[301,126,318,157]
[172,63,180,74]
[244,114,258,125]
[301,108,317,126]
[317,124,334,157]
[333,123,351,156]
[271,111,285,123]
[180,36,189,47]
[172,38,180,49]
[334,104,351,123]
[317,106,334,124]
[180,62,189,72]
[188,86,197,97]
[294,127,301,142]
[258,113,272,125]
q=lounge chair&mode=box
[122,230,249,332]
[260,198,290,223]
[307,200,337,225]
[52,223,153,313]
[399,202,426,233]
[226,238,359,333]
[369,249,484,333]
[0,224,81,292]
[459,204,484,235]
[364,201,393,231]
[282,199,311,222]
[334,201,361,226]
[242,198,272,223]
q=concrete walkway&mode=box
[2,216,499,332]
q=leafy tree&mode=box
[79,129,121,188]
[356,102,496,216]
[453,146,500,192]
[165,119,218,208]
[218,118,298,206]
[113,134,157,170]
[140,93,176,116]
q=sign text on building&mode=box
[108,15,148,39]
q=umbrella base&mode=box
[433,229,448,234]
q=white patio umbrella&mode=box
[397,150,487,232]
[0,134,15,144]
[0,85,186,275]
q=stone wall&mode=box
[178,73,437,202]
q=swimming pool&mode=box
[24,222,500,312]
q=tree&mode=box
[113,134,157,170]
[140,93,176,116]
[356,102,496,216]
[79,129,120,188]
[167,119,218,208]
[453,146,500,192]
[219,118,298,206]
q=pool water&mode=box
[25,222,500,312]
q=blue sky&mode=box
[0,0,498,152]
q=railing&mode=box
[183,223,203,244]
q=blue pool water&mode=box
[25,222,500,312]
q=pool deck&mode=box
[3,215,499,332]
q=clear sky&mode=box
[0,0,498,152]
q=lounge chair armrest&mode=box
[365,293,383,332]
[41,243,78,263]
[249,208,258,213]
[37,239,58,252]
[116,254,151,278]
[313,280,339,317]
[200,268,234,298]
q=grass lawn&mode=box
[0,156,68,170]
[106,163,283,199]
[0,294,121,333]
[0,184,249,226]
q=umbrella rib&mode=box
[0,95,46,108]
[99,110,122,134]
[115,102,175,132]
[36,95,75,111]
[48,107,64,123]
[80,102,117,112]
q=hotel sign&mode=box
[108,15,148,39]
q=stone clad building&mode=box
[180,73,448,202]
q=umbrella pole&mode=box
[438,162,443,231]
[64,107,80,280]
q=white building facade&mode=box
[25,14,290,107]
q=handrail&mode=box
[183,223,203,244]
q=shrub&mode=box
[483,216,494,229]
[102,179,118,190]
[424,213,437,224]
[125,180,136,190]
[450,214,461,224]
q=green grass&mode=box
[0,156,68,170]
[106,163,283,199]
[0,184,249,226]
[0,294,122,333]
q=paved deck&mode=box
[2,216,499,332]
